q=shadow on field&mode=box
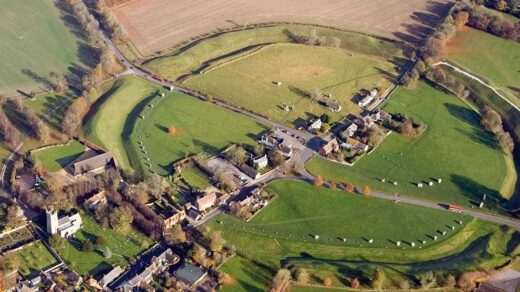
[54,0,98,90]
[450,174,504,208]
[392,0,454,45]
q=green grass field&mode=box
[181,165,212,189]
[184,43,397,125]
[145,24,406,81]
[129,91,268,176]
[0,0,88,94]
[84,76,160,172]
[17,241,58,277]
[58,212,151,277]
[212,180,518,291]
[32,140,85,172]
[447,27,520,106]
[307,81,514,212]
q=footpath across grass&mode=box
[32,140,85,172]
[307,81,513,212]
[58,212,151,277]
[211,180,519,291]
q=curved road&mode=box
[3,0,517,231]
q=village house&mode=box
[239,164,261,180]
[307,118,322,131]
[347,137,370,152]
[83,190,107,210]
[376,109,392,122]
[278,141,293,158]
[259,133,282,148]
[324,100,342,112]
[67,150,115,177]
[117,249,179,291]
[340,121,359,140]
[319,139,339,156]
[162,209,186,229]
[174,264,206,287]
[195,191,217,212]
[46,209,82,238]
[253,155,268,169]
[99,266,124,289]
[358,89,379,107]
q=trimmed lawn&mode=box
[184,43,397,125]
[447,27,520,106]
[32,140,86,172]
[0,0,89,94]
[145,24,405,81]
[58,212,151,277]
[129,91,268,176]
[181,165,212,189]
[307,81,513,212]
[212,180,516,291]
[17,241,58,277]
[84,76,161,172]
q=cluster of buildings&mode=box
[318,109,392,158]
[185,186,230,221]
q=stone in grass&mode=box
[393,181,398,186]
[368,239,374,244]
[396,241,401,246]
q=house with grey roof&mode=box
[67,150,115,176]
[99,265,123,288]
[174,264,206,287]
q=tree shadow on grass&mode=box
[450,174,505,208]
[506,231,520,255]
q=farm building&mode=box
[358,89,379,107]
[324,100,342,112]
[67,150,115,176]
[307,118,323,131]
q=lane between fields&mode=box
[80,0,520,230]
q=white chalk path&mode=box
[434,61,520,113]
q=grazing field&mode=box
[113,0,452,56]
[184,43,397,125]
[446,27,520,106]
[58,212,151,277]
[0,0,87,95]
[17,242,58,277]
[211,180,517,291]
[32,140,86,172]
[145,24,406,80]
[129,91,268,176]
[307,81,513,212]
[83,76,160,172]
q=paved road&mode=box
[76,2,520,231]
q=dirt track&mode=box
[113,0,453,56]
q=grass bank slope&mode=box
[307,81,512,212]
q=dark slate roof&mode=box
[174,264,205,286]
[69,151,114,176]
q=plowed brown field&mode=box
[113,0,452,56]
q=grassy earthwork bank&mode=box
[83,76,268,176]
[57,212,152,277]
[83,76,161,172]
[144,24,406,80]
[145,24,407,125]
[32,140,86,173]
[128,90,268,176]
[0,0,89,95]
[211,180,519,291]
[447,27,520,107]
[184,43,397,125]
[307,81,514,213]
[17,241,58,278]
